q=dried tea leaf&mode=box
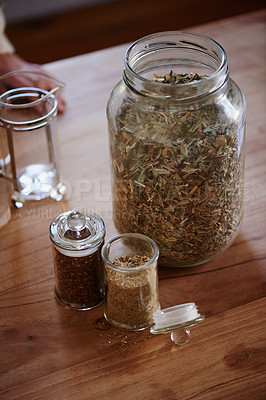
[109,73,243,266]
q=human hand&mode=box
[0,53,66,114]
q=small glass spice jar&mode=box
[101,233,160,331]
[107,31,246,267]
[49,210,105,310]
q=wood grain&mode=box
[1,10,266,400]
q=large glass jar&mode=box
[106,32,246,267]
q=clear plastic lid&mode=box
[49,210,105,256]
[150,302,205,345]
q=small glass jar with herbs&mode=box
[102,233,160,331]
[106,31,246,267]
[49,210,105,310]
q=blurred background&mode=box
[4,0,265,64]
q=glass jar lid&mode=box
[49,210,105,255]
[150,302,204,345]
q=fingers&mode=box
[37,75,66,114]
[0,54,66,114]
[56,94,66,114]
[0,81,7,95]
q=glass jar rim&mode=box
[124,31,228,100]
[101,233,159,272]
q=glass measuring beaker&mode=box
[0,70,66,207]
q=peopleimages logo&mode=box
[58,178,111,202]
[13,177,250,220]
[15,206,114,221]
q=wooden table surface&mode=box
[1,9,266,400]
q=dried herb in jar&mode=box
[153,71,205,84]
[49,210,106,310]
[53,244,105,308]
[110,72,243,266]
[105,255,158,330]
